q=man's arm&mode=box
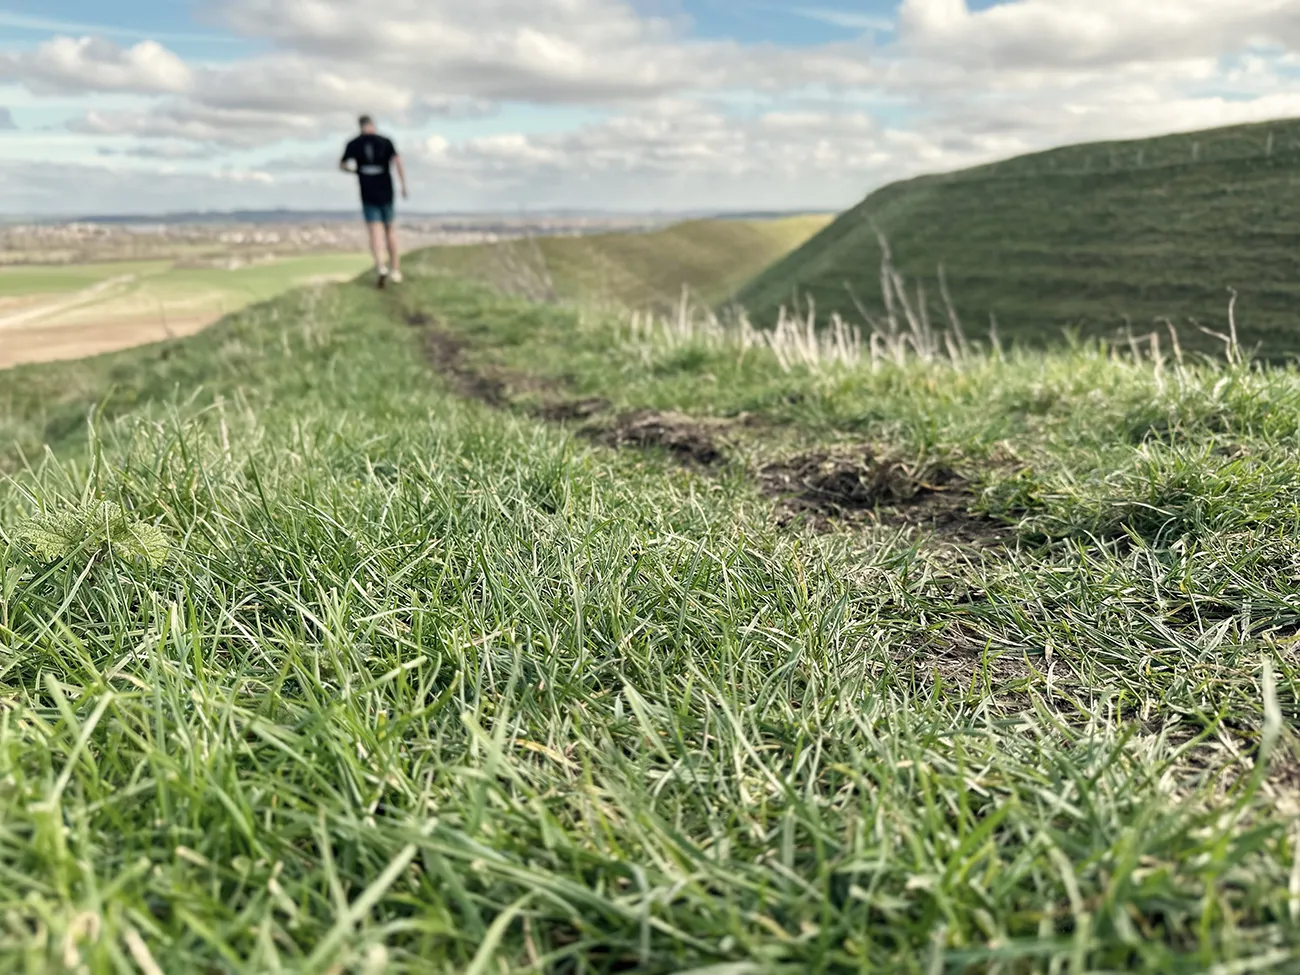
[394,153,408,199]
[339,142,356,174]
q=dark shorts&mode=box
[363,202,395,225]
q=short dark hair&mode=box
[358,115,374,128]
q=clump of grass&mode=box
[625,288,865,373]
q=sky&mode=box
[3,0,1300,215]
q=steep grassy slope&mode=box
[739,118,1300,354]
[409,215,830,309]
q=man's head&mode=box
[359,115,376,133]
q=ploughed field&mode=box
[1,249,1299,971]
[0,254,371,368]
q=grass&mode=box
[409,216,831,310]
[1,259,1300,971]
[739,117,1300,356]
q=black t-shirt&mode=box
[341,134,398,206]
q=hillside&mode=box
[409,214,831,309]
[739,118,1300,354]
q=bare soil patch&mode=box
[760,448,957,508]
[594,410,729,466]
[533,397,610,422]
[908,623,1034,688]
[760,447,1010,545]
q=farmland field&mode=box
[0,253,372,368]
[2,243,1299,971]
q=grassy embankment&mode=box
[1,252,1300,970]
[412,215,831,309]
[739,117,1300,355]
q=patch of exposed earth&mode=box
[758,447,1011,546]
[593,410,730,466]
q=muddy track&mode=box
[402,304,1009,545]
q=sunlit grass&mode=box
[0,273,1298,970]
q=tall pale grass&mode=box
[623,241,1243,378]
[621,249,977,373]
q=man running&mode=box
[340,115,408,287]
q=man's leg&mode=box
[385,219,400,274]
[367,220,387,272]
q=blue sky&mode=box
[2,1,1299,215]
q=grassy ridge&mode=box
[410,215,830,309]
[2,268,1300,969]
[739,118,1300,354]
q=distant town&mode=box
[0,213,689,266]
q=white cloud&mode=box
[0,36,192,95]
[214,0,878,103]
[49,0,877,152]
[8,1,1300,212]
[68,105,323,149]
[784,6,895,31]
[397,101,893,207]
[897,0,1300,69]
[218,168,275,184]
[97,142,215,160]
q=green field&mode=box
[410,215,831,310]
[739,117,1300,355]
[1,239,1299,970]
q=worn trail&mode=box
[399,297,1012,546]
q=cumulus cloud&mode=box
[52,0,877,152]
[68,105,323,149]
[11,0,1300,211]
[0,35,192,95]
[400,102,899,208]
[97,142,216,160]
[213,0,876,106]
[216,0,717,100]
[897,0,1300,70]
